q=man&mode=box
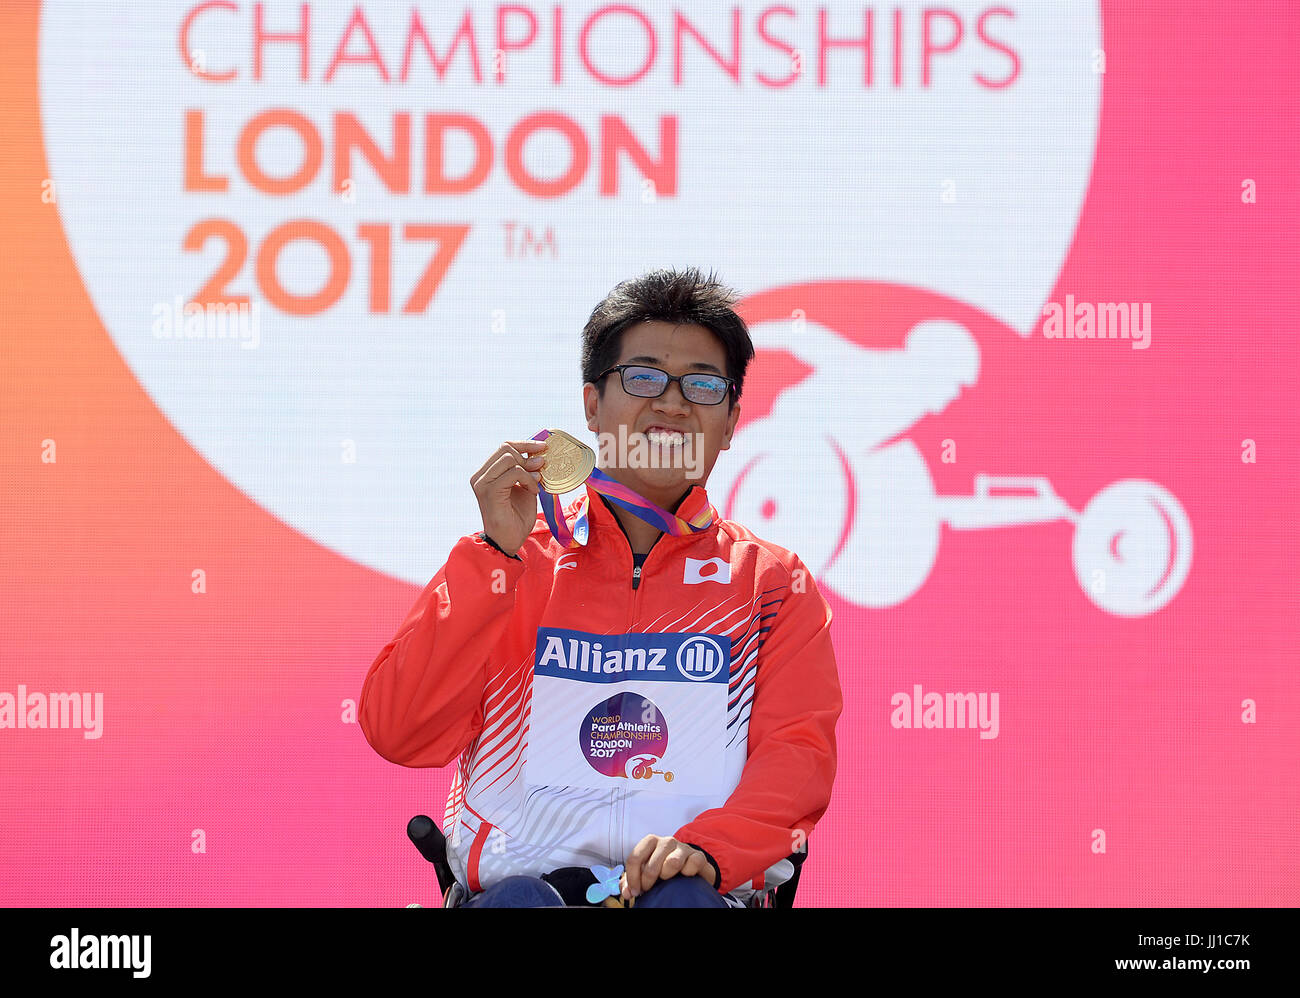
[359,267,842,907]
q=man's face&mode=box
[584,320,742,504]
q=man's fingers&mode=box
[503,444,546,494]
[623,835,655,898]
[500,439,548,465]
[624,835,720,898]
[626,834,667,897]
[679,850,707,881]
[474,449,542,497]
[471,440,547,487]
[470,450,511,491]
[495,444,544,489]
[662,845,705,884]
[639,838,681,894]
[654,849,686,889]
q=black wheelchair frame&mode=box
[407,814,807,908]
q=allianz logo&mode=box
[536,631,728,683]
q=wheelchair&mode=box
[407,815,807,908]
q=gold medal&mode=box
[537,428,595,494]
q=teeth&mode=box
[647,427,684,444]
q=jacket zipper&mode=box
[631,531,663,592]
[623,550,656,864]
[598,488,703,863]
[602,493,670,864]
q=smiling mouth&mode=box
[644,426,687,445]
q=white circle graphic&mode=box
[39,2,1101,582]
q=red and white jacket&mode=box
[359,481,842,901]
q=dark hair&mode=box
[581,266,755,411]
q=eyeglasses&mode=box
[596,364,736,406]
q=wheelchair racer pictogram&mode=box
[713,315,1192,617]
[627,753,674,783]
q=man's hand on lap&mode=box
[620,834,717,901]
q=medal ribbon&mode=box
[530,429,715,549]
